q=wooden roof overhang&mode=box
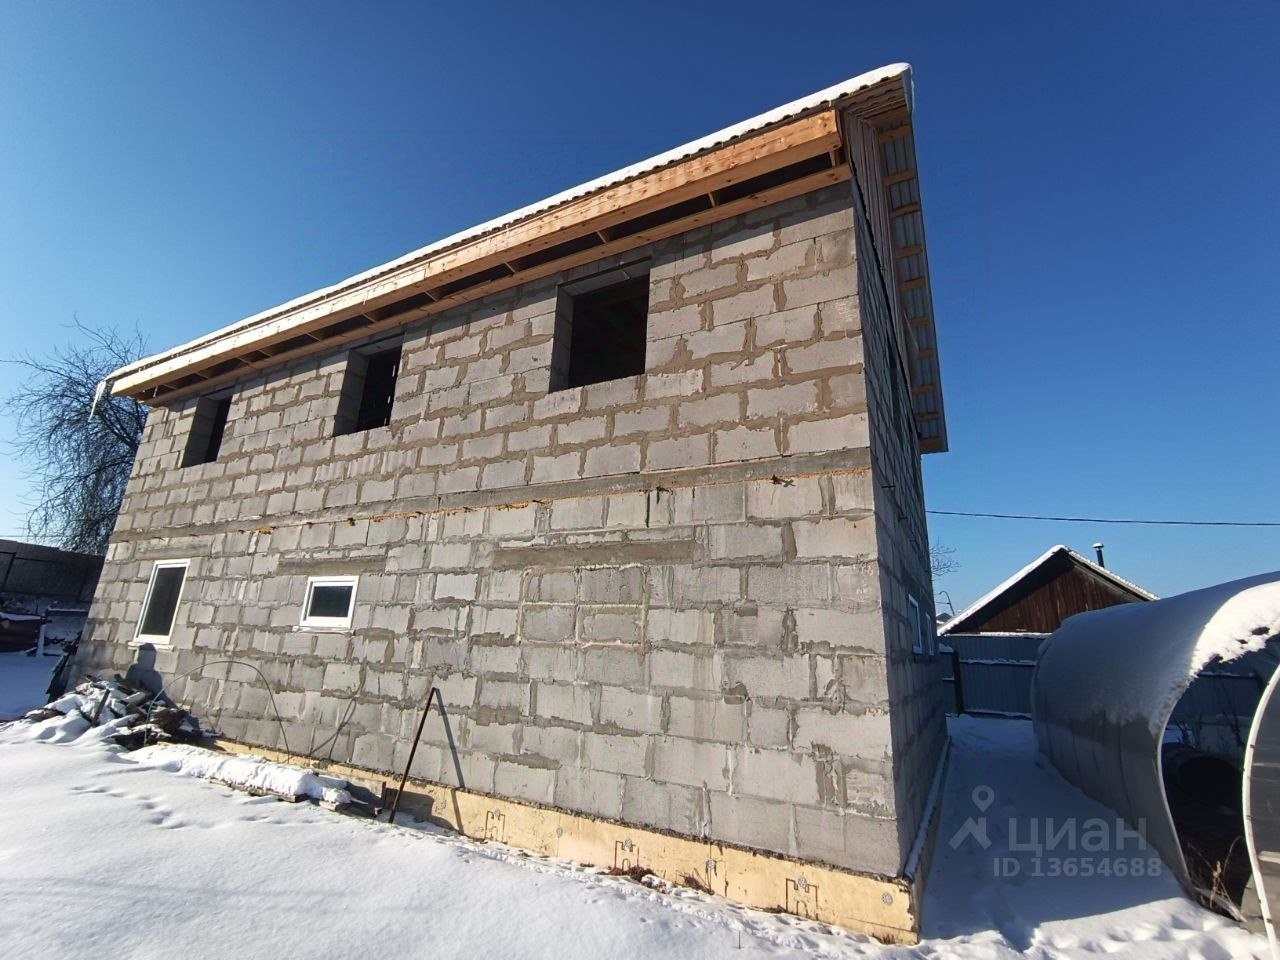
[107,65,946,449]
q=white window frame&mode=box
[300,575,359,630]
[909,595,924,656]
[133,559,191,645]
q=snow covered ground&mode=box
[0,711,1266,959]
[0,649,58,718]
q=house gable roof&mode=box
[101,63,947,451]
[938,545,1157,636]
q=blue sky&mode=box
[1,1,1276,608]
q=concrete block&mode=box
[613,406,672,437]
[322,662,362,693]
[468,721,519,755]
[534,682,594,726]
[792,516,877,560]
[746,382,821,420]
[670,566,740,606]
[583,443,641,477]
[707,792,793,855]
[666,696,745,742]
[621,776,704,836]
[793,607,883,653]
[435,573,479,601]
[579,647,645,686]
[754,305,817,347]
[649,649,722,692]
[677,393,740,429]
[724,655,809,702]
[785,413,869,456]
[670,484,743,524]
[578,567,644,603]
[554,767,624,820]
[531,452,580,484]
[643,370,702,401]
[708,524,783,561]
[652,736,730,790]
[648,303,703,338]
[604,492,648,529]
[556,416,607,446]
[733,747,821,806]
[713,425,779,463]
[679,262,738,298]
[597,686,664,734]
[745,477,824,519]
[746,705,791,748]
[792,707,892,760]
[525,571,577,603]
[521,724,581,765]
[745,565,830,605]
[644,435,710,472]
[708,354,776,390]
[520,604,574,643]
[549,496,605,531]
[645,607,714,647]
[710,286,776,327]
[521,644,577,681]
[582,732,648,776]
[746,238,812,282]
[493,762,557,806]
[578,608,643,645]
[489,504,537,537]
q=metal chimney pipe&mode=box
[1093,542,1106,568]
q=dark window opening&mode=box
[550,267,650,391]
[335,342,402,435]
[182,395,232,467]
[138,563,188,639]
[308,584,354,618]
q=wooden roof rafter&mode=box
[104,65,943,423]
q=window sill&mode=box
[129,637,174,649]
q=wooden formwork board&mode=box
[212,737,918,943]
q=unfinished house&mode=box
[81,63,948,941]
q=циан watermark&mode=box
[949,785,1165,879]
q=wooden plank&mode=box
[211,736,919,943]
[114,112,842,397]
[134,164,852,405]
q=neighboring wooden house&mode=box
[938,544,1155,716]
[77,64,949,940]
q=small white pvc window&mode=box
[300,576,358,629]
[135,560,190,642]
[908,594,937,658]
[909,595,927,657]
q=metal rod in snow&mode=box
[386,687,441,824]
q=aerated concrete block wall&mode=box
[81,180,943,878]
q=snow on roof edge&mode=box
[108,63,911,384]
[938,544,1157,636]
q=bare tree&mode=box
[3,322,148,555]
[930,543,959,579]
